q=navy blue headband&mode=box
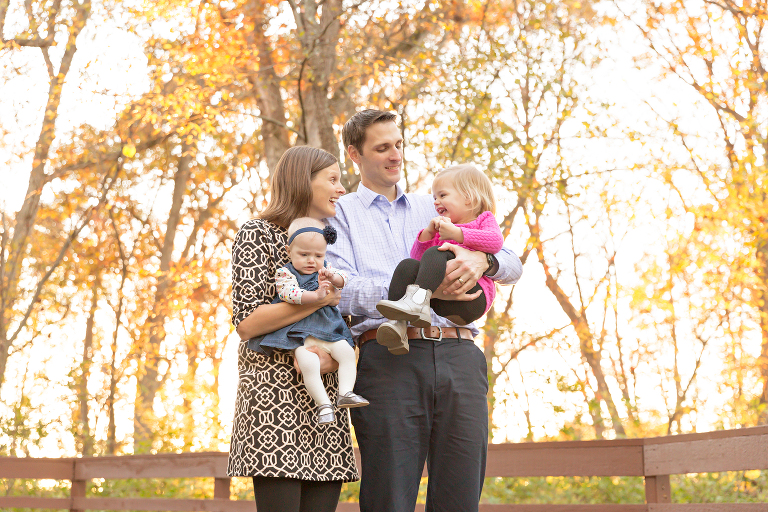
[288,225,337,246]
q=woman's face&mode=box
[308,163,345,220]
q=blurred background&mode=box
[0,0,766,501]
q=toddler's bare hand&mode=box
[438,218,458,240]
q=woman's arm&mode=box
[231,220,341,340]
[235,291,340,340]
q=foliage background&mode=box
[1,0,766,504]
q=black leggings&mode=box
[252,476,342,512]
[389,246,487,325]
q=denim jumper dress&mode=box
[248,263,354,356]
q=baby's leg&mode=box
[294,346,332,407]
[328,342,357,395]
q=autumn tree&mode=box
[407,0,644,439]
[629,0,768,424]
[0,0,95,390]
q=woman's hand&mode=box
[293,346,339,375]
[319,285,342,307]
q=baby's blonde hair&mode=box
[432,164,496,216]
[287,217,326,245]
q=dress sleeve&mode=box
[231,220,279,327]
[276,267,304,304]
[460,211,504,253]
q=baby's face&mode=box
[432,181,473,225]
[289,233,327,274]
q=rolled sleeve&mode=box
[488,245,523,285]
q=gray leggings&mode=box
[389,246,487,325]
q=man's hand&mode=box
[432,243,486,300]
[293,345,339,375]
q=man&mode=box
[326,109,523,512]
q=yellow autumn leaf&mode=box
[122,144,137,158]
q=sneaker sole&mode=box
[376,324,410,354]
[376,303,431,327]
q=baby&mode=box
[251,217,368,425]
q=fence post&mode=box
[214,477,231,500]
[70,459,86,512]
[644,475,671,503]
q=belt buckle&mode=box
[420,327,442,342]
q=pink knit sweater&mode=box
[410,211,504,314]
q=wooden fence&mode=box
[1,425,766,511]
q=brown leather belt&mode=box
[357,326,474,346]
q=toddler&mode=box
[250,217,368,424]
[375,164,504,354]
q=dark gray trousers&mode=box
[351,336,489,512]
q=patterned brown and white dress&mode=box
[227,218,359,481]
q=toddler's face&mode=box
[289,233,327,275]
[432,181,473,224]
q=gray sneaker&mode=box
[337,391,369,408]
[376,319,409,355]
[317,404,335,425]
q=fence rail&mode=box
[2,426,766,511]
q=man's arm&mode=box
[326,204,388,318]
[434,243,522,298]
[488,245,523,285]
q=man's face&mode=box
[348,121,403,195]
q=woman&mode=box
[228,146,357,511]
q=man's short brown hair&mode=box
[342,109,397,155]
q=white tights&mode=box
[294,337,357,407]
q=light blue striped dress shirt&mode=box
[326,183,523,339]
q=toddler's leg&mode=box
[415,246,454,292]
[431,284,487,325]
[294,346,332,407]
[388,258,420,300]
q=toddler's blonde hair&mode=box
[432,164,496,216]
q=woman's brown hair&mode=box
[260,146,338,228]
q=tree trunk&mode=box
[483,308,499,441]
[134,144,193,453]
[294,0,341,160]
[0,1,91,391]
[77,279,98,456]
[246,1,291,173]
[756,238,768,423]
[531,215,626,438]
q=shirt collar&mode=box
[357,182,410,208]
